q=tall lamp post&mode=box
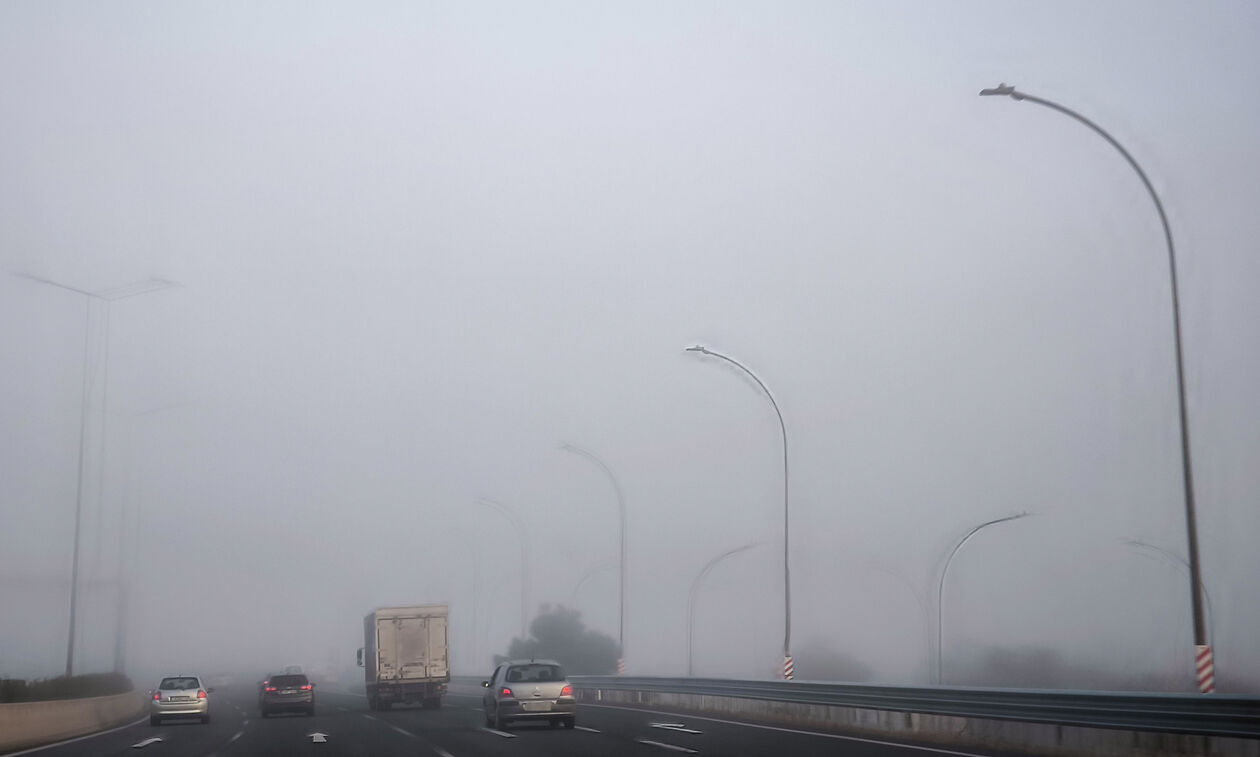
[687,543,757,676]
[559,443,627,675]
[685,345,793,679]
[474,498,530,641]
[17,274,175,677]
[936,512,1030,685]
[1122,538,1215,658]
[979,83,1210,693]
[570,562,616,607]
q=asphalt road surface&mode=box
[12,683,1022,757]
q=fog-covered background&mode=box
[3,0,1258,692]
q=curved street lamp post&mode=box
[980,83,1210,692]
[560,443,627,675]
[688,543,758,676]
[474,498,530,641]
[936,512,1031,685]
[686,345,793,679]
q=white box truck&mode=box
[357,604,450,710]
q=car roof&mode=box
[504,659,562,667]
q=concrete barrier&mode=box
[576,687,1260,757]
[0,690,145,754]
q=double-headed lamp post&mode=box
[686,345,793,679]
[979,84,1210,692]
[17,273,175,677]
[559,443,627,675]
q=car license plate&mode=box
[171,696,190,702]
[521,701,551,712]
[282,689,296,694]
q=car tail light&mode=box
[300,684,312,690]
[560,685,572,697]
[500,687,513,698]
[153,692,160,701]
[265,686,277,692]
[198,690,206,699]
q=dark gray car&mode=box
[481,660,575,730]
[259,673,315,717]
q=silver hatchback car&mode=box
[482,660,576,730]
[150,675,212,725]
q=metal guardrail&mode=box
[570,676,1260,739]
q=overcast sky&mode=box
[2,1,1258,691]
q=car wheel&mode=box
[564,717,576,729]
[549,718,560,728]
[484,710,493,728]
[149,716,160,726]
[307,706,315,716]
[201,713,210,724]
[379,700,391,711]
[492,707,505,731]
[260,708,268,718]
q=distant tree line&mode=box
[495,605,618,675]
[0,672,133,703]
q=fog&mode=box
[2,1,1258,693]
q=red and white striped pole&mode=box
[783,655,794,680]
[1196,645,1215,693]
[617,658,626,676]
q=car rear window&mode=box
[506,664,564,682]
[270,674,308,687]
[159,677,200,690]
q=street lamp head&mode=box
[685,345,709,355]
[979,83,1021,99]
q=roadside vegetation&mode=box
[0,672,133,703]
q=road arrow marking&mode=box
[650,722,703,734]
[307,732,329,743]
[131,737,163,748]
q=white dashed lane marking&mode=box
[575,725,601,733]
[636,739,698,753]
[482,728,516,738]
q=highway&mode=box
[13,682,1022,757]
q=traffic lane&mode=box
[411,692,692,757]
[574,701,1033,757]
[10,686,252,757]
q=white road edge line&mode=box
[635,738,698,753]
[482,728,516,738]
[581,703,998,757]
[391,726,414,736]
[2,716,149,756]
[574,725,601,733]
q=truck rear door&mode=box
[377,617,401,680]
[426,615,448,679]
[395,616,431,681]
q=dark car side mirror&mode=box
[481,680,489,687]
